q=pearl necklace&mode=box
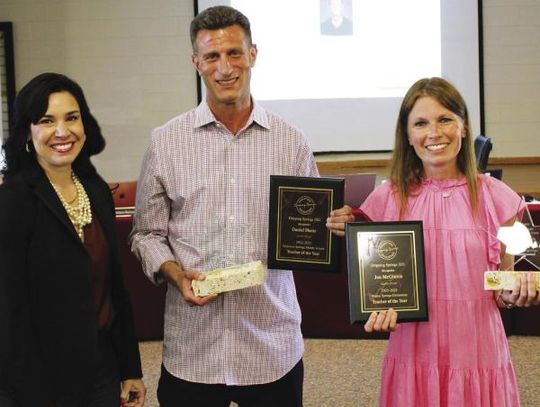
[50,172,92,239]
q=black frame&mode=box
[193,0,202,105]
[478,0,485,135]
[518,204,540,271]
[0,22,15,140]
[267,175,344,272]
[346,221,428,323]
[192,0,485,153]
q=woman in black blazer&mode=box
[0,73,145,406]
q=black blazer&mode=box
[0,162,142,406]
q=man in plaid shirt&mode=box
[131,5,319,407]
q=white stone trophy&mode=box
[484,200,540,290]
[176,215,266,297]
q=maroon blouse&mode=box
[83,214,113,329]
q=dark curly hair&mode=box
[1,72,105,179]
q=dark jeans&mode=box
[158,359,304,407]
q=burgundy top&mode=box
[83,214,113,329]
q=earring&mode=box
[25,141,31,153]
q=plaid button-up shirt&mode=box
[130,101,319,385]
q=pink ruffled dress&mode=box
[360,175,525,407]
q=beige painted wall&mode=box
[483,0,540,158]
[0,0,539,181]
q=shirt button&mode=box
[229,215,235,221]
[230,178,236,184]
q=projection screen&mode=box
[196,0,482,153]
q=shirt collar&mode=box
[193,99,270,131]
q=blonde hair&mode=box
[389,77,478,218]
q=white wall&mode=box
[0,0,197,181]
[0,0,538,181]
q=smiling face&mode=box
[29,91,86,175]
[192,24,257,112]
[407,96,466,179]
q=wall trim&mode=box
[316,156,540,173]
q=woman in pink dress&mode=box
[327,77,539,406]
